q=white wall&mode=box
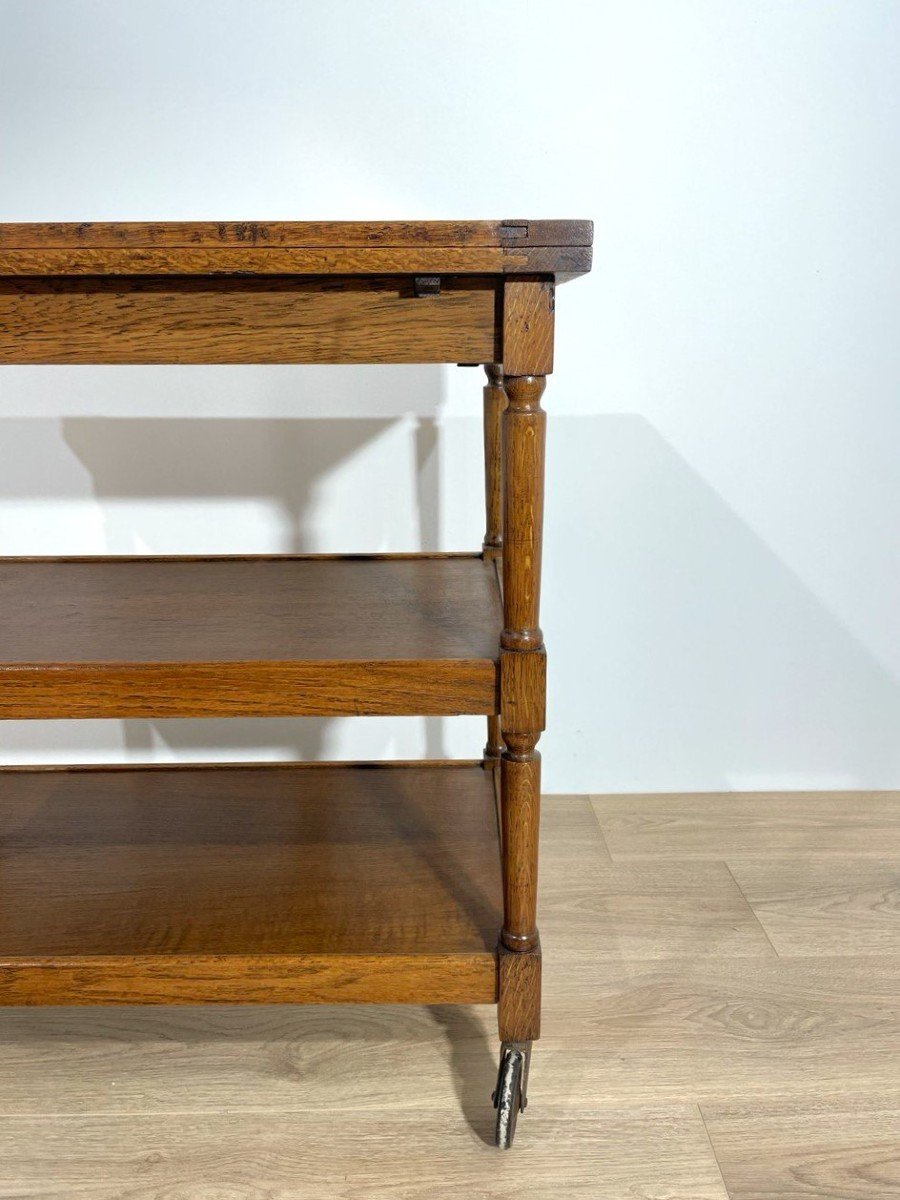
[1,0,898,791]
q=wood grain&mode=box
[498,943,542,1042]
[2,956,898,1110]
[0,219,593,249]
[497,371,547,975]
[500,376,546,654]
[0,555,501,718]
[497,369,548,1057]
[481,365,505,761]
[0,955,497,1008]
[0,275,498,364]
[0,220,593,280]
[702,1100,900,1199]
[0,763,500,1006]
[545,954,900,1104]
[481,363,504,563]
[500,646,547,734]
[502,278,555,376]
[0,1109,726,1200]
[539,859,778,963]
[537,793,613,870]
[499,749,542,954]
[0,660,497,720]
[591,791,900,860]
[727,859,900,957]
[0,245,593,278]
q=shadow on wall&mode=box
[544,414,900,791]
[63,416,436,554]
[0,386,898,788]
[0,363,457,765]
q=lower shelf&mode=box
[0,761,501,1006]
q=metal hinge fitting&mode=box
[413,275,441,297]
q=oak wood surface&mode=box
[0,219,593,248]
[498,374,548,970]
[551,956,900,1108]
[481,363,504,563]
[0,763,501,1006]
[481,364,505,761]
[0,956,497,1009]
[0,275,499,364]
[0,219,593,280]
[726,858,900,957]
[502,278,556,376]
[539,858,778,962]
[0,555,502,719]
[500,376,546,654]
[0,245,593,278]
[497,943,542,1043]
[0,1109,728,1200]
[591,790,900,859]
[702,1100,900,1199]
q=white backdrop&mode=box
[1,0,898,792]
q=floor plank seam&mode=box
[592,808,615,860]
[586,795,617,861]
[697,1104,733,1200]
[723,859,782,958]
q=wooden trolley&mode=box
[0,219,592,1148]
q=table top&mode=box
[0,219,592,278]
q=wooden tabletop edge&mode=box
[0,759,488,773]
[0,219,594,249]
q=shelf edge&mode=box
[0,953,499,1007]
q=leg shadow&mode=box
[426,1004,497,1145]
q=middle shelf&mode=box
[0,553,502,719]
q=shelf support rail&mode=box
[483,362,506,763]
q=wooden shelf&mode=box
[0,554,501,719]
[0,762,501,1006]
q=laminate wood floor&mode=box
[1,790,898,1198]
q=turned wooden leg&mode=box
[497,372,546,1045]
[483,362,505,762]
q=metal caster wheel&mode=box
[492,1041,531,1149]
